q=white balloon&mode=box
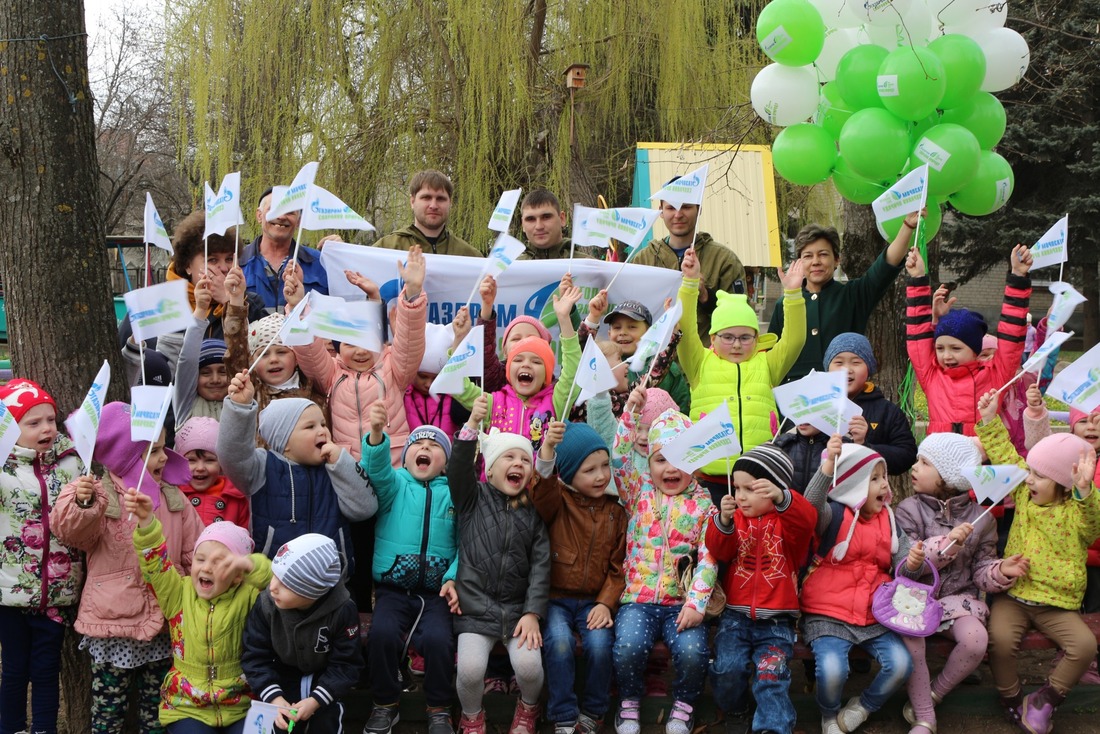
[864,2,932,47]
[815,27,860,80]
[854,0,914,28]
[926,0,1007,35]
[751,64,820,126]
[808,0,864,29]
[973,27,1029,92]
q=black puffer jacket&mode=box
[851,384,918,477]
[775,431,831,494]
[447,437,551,638]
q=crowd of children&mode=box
[5,220,1100,734]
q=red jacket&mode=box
[705,490,817,619]
[906,273,1031,435]
[181,477,250,529]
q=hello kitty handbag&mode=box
[871,559,944,637]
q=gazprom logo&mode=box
[613,210,646,229]
[310,200,350,215]
[210,190,233,207]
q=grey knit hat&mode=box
[258,398,315,455]
[402,425,453,464]
[917,432,983,492]
[823,332,878,375]
[271,534,342,600]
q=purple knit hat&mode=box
[502,316,551,349]
[194,521,253,556]
[93,403,191,502]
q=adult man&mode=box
[768,211,920,383]
[515,189,597,261]
[629,194,746,342]
[239,187,329,312]
[374,169,482,257]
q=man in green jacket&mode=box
[374,170,483,257]
[516,189,599,261]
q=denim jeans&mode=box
[811,632,913,716]
[710,610,797,734]
[0,607,65,734]
[541,598,615,723]
[612,603,709,704]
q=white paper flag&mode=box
[143,193,173,253]
[124,280,193,342]
[130,384,173,443]
[872,164,929,224]
[278,295,314,347]
[204,171,244,238]
[64,360,111,470]
[574,338,621,406]
[431,325,485,397]
[240,699,284,733]
[307,294,383,353]
[660,401,742,474]
[1021,330,1073,375]
[648,163,709,210]
[572,206,660,250]
[488,188,523,232]
[0,399,24,463]
[961,465,1029,506]
[773,370,861,436]
[482,233,527,280]
[627,300,682,373]
[1030,215,1068,271]
[1047,281,1087,335]
[266,161,320,221]
[300,186,376,232]
[1047,342,1100,414]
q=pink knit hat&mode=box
[502,316,551,348]
[640,388,677,427]
[175,417,220,457]
[194,520,253,556]
[92,403,190,504]
[1028,433,1093,489]
[1069,408,1099,432]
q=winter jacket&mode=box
[706,490,816,619]
[774,431,830,494]
[851,383,918,476]
[906,273,1030,436]
[769,248,905,383]
[239,237,329,312]
[216,398,377,565]
[359,433,458,592]
[612,411,717,613]
[446,435,551,638]
[0,436,84,616]
[181,477,251,529]
[516,238,599,261]
[293,287,427,463]
[51,473,204,641]
[530,471,627,610]
[404,386,463,441]
[375,224,482,258]
[630,233,746,342]
[895,492,1016,624]
[241,585,362,711]
[134,517,271,728]
[678,278,806,475]
[977,417,1100,609]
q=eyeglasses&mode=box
[713,333,757,346]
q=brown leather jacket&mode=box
[531,474,628,610]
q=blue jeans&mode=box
[0,607,65,734]
[612,603,708,704]
[542,598,615,723]
[710,611,797,734]
[811,632,913,716]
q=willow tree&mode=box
[164,0,782,247]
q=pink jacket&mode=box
[294,289,427,463]
[490,383,556,443]
[404,387,460,440]
[50,474,204,641]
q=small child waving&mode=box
[175,417,249,528]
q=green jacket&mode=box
[517,238,599,261]
[375,224,483,257]
[630,232,746,342]
[768,248,904,383]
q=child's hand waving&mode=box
[587,289,609,324]
[514,612,542,650]
[779,258,805,291]
[932,284,957,324]
[553,286,584,320]
[978,389,999,424]
[1073,449,1097,494]
[681,248,700,279]
[123,488,154,527]
[397,244,426,300]
[821,433,843,477]
[344,270,380,300]
[906,540,927,572]
[228,370,255,405]
[1000,553,1030,579]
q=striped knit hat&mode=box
[271,534,342,600]
[733,443,794,490]
[199,339,227,369]
[827,444,896,561]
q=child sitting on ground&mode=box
[175,417,249,528]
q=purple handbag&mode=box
[871,559,944,637]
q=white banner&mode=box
[1047,342,1100,415]
[872,164,929,224]
[649,163,709,210]
[65,360,111,470]
[143,193,173,253]
[267,161,319,221]
[1031,215,1069,271]
[660,401,741,474]
[124,280,193,342]
[961,465,1029,506]
[204,171,244,238]
[773,370,862,436]
[627,300,682,373]
[488,188,522,232]
[431,324,484,397]
[300,185,375,232]
[0,401,22,463]
[574,338,620,406]
[130,385,173,442]
[573,205,660,250]
[307,294,383,353]
[1047,281,1087,335]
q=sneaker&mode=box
[722,708,752,734]
[577,712,602,734]
[509,699,540,734]
[554,723,578,734]
[665,700,693,734]
[428,707,454,734]
[837,697,870,733]
[459,710,486,734]
[821,717,843,734]
[363,704,400,734]
[484,677,508,695]
[410,647,426,676]
[615,699,641,734]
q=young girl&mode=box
[52,402,205,734]
[801,438,919,734]
[611,391,716,734]
[894,433,1028,734]
[976,390,1100,733]
[678,248,806,504]
[476,274,554,395]
[0,380,85,734]
[171,272,229,425]
[904,245,1032,436]
[448,394,551,734]
[175,417,249,528]
[125,490,270,733]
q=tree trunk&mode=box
[0,2,128,731]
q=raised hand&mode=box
[344,270,381,300]
[283,267,304,307]
[123,488,154,526]
[932,285,957,324]
[1011,244,1033,277]
[905,246,926,278]
[752,478,784,504]
[587,289,609,324]
[194,274,214,317]
[452,306,472,346]
[228,369,255,405]
[681,248,700,279]
[224,266,246,308]
[779,258,806,290]
[821,433,843,477]
[624,383,648,415]
[368,402,387,439]
[1073,449,1097,493]
[479,275,497,318]
[397,244,426,299]
[978,389,999,424]
[467,393,489,428]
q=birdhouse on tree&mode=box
[563,64,589,90]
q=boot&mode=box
[998,689,1023,726]
[1018,682,1065,734]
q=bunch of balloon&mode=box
[753,0,1028,238]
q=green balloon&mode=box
[878,46,946,121]
[757,0,827,67]
[949,151,1014,216]
[839,107,910,181]
[815,82,854,140]
[773,124,838,185]
[928,34,987,110]
[909,112,941,148]
[940,92,1006,149]
[832,156,888,204]
[836,45,889,110]
[911,123,981,196]
[879,197,944,241]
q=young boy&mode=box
[359,403,460,734]
[242,534,363,732]
[534,421,628,734]
[706,444,817,734]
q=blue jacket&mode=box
[239,237,329,311]
[359,434,458,592]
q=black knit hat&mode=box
[732,443,794,490]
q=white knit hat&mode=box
[271,534,342,600]
[828,444,897,561]
[480,429,533,476]
[917,432,983,492]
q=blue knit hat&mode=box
[935,309,987,357]
[402,425,452,464]
[555,422,609,485]
[823,332,877,374]
[199,339,227,369]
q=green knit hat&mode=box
[709,291,759,335]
